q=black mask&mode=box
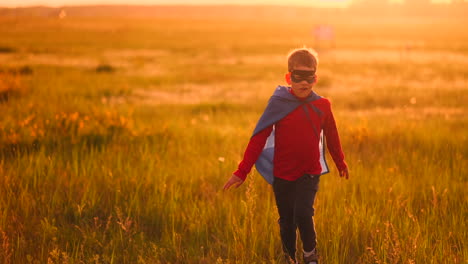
[291,70,316,84]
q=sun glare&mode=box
[1,0,456,8]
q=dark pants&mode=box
[273,174,320,260]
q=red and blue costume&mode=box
[233,85,347,183]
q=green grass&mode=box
[0,9,467,263]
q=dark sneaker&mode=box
[303,249,318,264]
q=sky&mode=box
[0,0,452,8]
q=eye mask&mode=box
[291,70,316,83]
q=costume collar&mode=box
[273,85,320,103]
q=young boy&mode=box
[223,48,349,264]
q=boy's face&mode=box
[289,65,316,98]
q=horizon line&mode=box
[0,1,457,9]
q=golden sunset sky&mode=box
[0,0,453,8]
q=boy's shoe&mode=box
[303,249,318,264]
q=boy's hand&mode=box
[339,168,349,179]
[223,174,243,190]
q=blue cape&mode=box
[253,85,330,184]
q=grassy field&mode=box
[0,7,467,263]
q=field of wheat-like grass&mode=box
[0,9,467,263]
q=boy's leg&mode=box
[294,174,320,252]
[273,177,297,261]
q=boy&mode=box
[223,48,349,264]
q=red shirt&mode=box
[234,91,347,182]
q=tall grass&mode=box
[0,10,467,263]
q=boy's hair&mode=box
[287,47,319,72]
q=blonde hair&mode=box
[287,47,319,72]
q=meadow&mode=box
[0,6,467,263]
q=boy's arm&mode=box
[232,125,273,181]
[323,102,349,178]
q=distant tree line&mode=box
[352,0,465,7]
[349,0,467,15]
